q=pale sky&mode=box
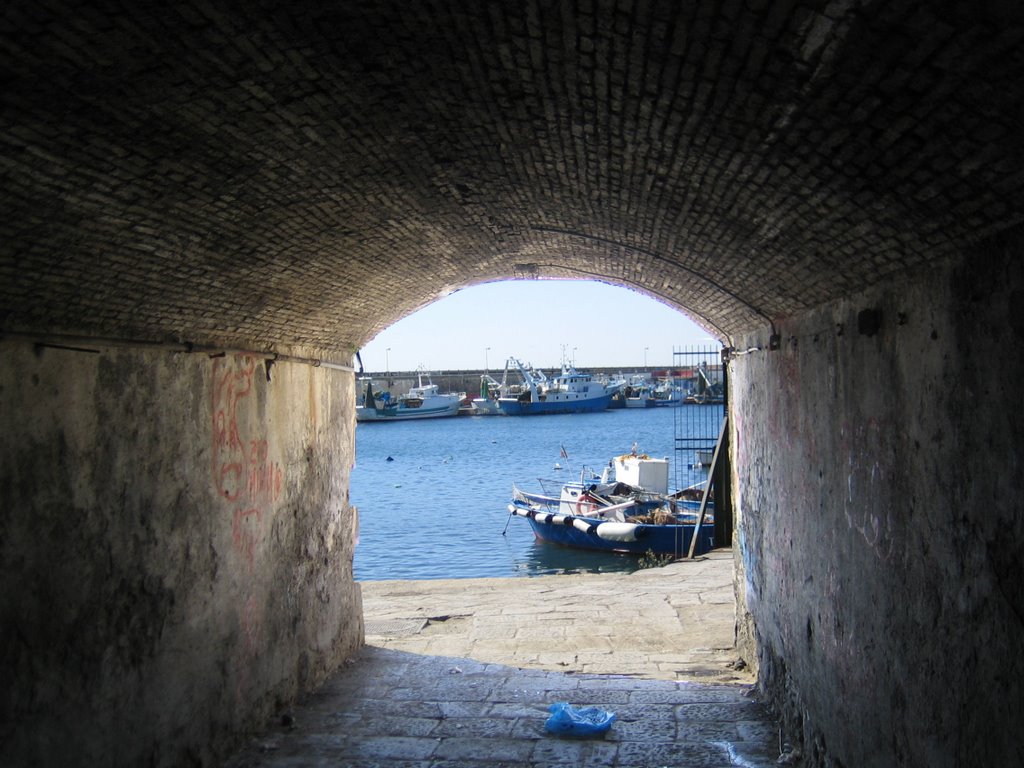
[359,280,720,372]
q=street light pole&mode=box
[386,348,390,375]
[485,347,490,372]
[644,346,649,370]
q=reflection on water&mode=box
[513,540,642,577]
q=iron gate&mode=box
[670,345,731,548]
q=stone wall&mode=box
[729,234,1024,767]
[0,344,363,766]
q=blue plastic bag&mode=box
[544,702,616,736]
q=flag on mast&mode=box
[559,444,568,459]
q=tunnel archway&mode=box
[4,2,1023,355]
[3,3,1024,766]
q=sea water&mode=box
[351,406,720,580]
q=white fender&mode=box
[551,514,567,525]
[535,512,553,524]
[595,522,640,542]
[572,517,595,533]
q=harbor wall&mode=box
[729,235,1024,767]
[0,344,363,766]
[361,365,710,399]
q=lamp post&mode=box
[644,346,649,370]
[386,348,390,375]
[485,347,490,372]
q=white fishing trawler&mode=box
[356,372,462,422]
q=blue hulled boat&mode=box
[497,358,620,415]
[509,454,715,557]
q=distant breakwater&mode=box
[359,366,669,396]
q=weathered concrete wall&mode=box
[0,344,362,766]
[730,234,1024,767]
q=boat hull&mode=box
[651,396,682,407]
[357,372,463,422]
[356,401,460,421]
[497,392,613,415]
[470,397,503,415]
[625,397,656,408]
[520,510,714,556]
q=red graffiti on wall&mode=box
[246,440,283,503]
[232,508,263,572]
[233,593,265,699]
[211,358,255,501]
[210,356,286,702]
[240,593,264,659]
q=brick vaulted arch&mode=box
[2,1,1023,353]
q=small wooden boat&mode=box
[508,454,714,557]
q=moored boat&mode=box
[356,372,463,422]
[497,358,620,416]
[470,373,506,415]
[650,379,684,406]
[623,382,657,408]
[509,453,715,556]
[683,362,725,404]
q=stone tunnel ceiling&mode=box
[2,1,1023,355]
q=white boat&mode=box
[650,379,684,406]
[497,358,621,416]
[624,381,657,408]
[470,373,506,416]
[356,372,462,422]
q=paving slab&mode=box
[360,550,750,684]
[225,649,780,767]
[224,551,784,766]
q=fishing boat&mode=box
[470,373,506,416]
[356,372,463,422]
[650,379,684,406]
[623,381,657,408]
[684,362,725,404]
[601,373,629,408]
[508,453,715,557]
[497,358,621,416]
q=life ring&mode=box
[576,492,599,516]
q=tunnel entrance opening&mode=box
[350,280,746,686]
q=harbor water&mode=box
[352,406,722,580]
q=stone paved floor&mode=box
[224,647,780,767]
[224,552,783,767]
[359,552,749,684]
